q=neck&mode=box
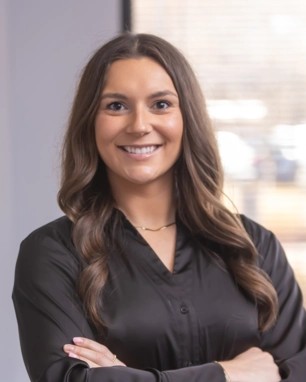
[108,171,176,228]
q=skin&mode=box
[63,58,280,382]
[218,347,281,381]
[94,57,183,229]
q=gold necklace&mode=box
[134,222,176,232]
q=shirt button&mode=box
[186,361,193,367]
[180,306,189,314]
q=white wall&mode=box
[0,1,121,380]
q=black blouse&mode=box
[12,211,306,381]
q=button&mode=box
[180,306,189,314]
[186,361,193,367]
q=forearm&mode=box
[35,358,225,382]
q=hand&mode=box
[63,337,126,368]
[218,347,281,382]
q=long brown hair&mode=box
[58,32,278,334]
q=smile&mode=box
[121,145,160,154]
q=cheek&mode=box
[163,113,183,144]
[95,115,120,147]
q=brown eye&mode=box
[153,101,171,109]
[107,102,126,111]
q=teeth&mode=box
[123,145,158,154]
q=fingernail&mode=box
[69,352,79,359]
[64,345,75,352]
[73,337,83,344]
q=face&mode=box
[95,57,183,187]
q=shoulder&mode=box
[239,214,287,276]
[239,214,273,251]
[22,215,73,246]
[15,216,83,287]
[19,215,76,259]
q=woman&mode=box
[13,33,306,382]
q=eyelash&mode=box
[106,102,126,111]
[153,100,171,109]
[106,100,172,111]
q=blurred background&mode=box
[0,0,305,380]
[132,0,306,306]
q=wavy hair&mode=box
[57,32,278,334]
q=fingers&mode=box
[73,337,115,363]
[64,346,114,367]
[63,337,125,368]
[68,351,101,368]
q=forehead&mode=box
[103,57,177,93]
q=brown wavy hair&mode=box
[57,32,278,334]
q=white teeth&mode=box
[123,145,158,154]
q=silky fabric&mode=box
[13,211,306,381]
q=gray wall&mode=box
[0,1,121,380]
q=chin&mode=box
[125,176,157,185]
[121,168,160,184]
[109,167,173,186]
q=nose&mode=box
[126,107,152,136]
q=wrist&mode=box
[214,361,232,382]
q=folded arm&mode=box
[12,232,225,382]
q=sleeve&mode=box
[241,216,306,382]
[12,231,226,382]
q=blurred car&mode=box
[270,147,298,182]
[270,124,306,183]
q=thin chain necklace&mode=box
[134,221,176,232]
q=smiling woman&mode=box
[12,33,306,382]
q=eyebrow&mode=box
[100,90,178,100]
[101,92,128,100]
[148,90,178,99]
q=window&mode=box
[132,0,306,303]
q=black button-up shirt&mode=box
[12,211,306,381]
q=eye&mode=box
[153,100,171,110]
[107,102,126,111]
